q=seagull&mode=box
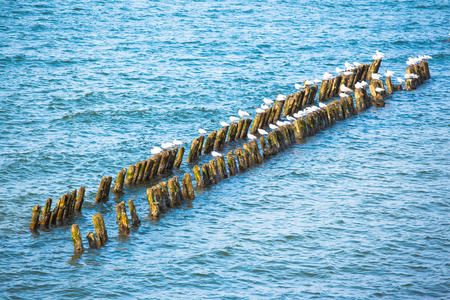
[423,55,432,60]
[372,73,382,80]
[238,109,250,118]
[151,147,163,155]
[360,81,368,87]
[276,120,285,126]
[336,67,346,73]
[343,71,355,76]
[220,121,229,127]
[172,139,183,146]
[286,115,296,121]
[198,128,207,134]
[323,72,334,80]
[376,50,385,57]
[211,150,222,157]
[344,62,354,70]
[263,98,274,105]
[247,133,257,140]
[319,103,327,108]
[293,112,302,118]
[256,108,265,114]
[340,84,353,93]
[283,121,291,125]
[339,92,349,98]
[276,94,286,101]
[314,79,321,84]
[353,62,361,67]
[397,77,405,83]
[384,70,395,77]
[161,142,174,149]
[269,124,278,130]
[355,82,363,89]
[261,104,269,110]
[375,87,385,93]
[258,129,268,135]
[229,116,240,123]
[304,80,314,86]
[294,83,304,90]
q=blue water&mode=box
[1,0,449,298]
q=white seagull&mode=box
[220,121,229,127]
[229,116,240,123]
[238,109,250,118]
[172,139,183,146]
[269,124,278,130]
[339,92,349,98]
[276,94,287,101]
[295,83,304,90]
[372,73,382,80]
[304,80,314,86]
[161,142,174,149]
[276,120,285,127]
[375,87,385,93]
[261,104,269,110]
[286,115,296,121]
[211,150,222,157]
[336,67,346,73]
[263,98,274,105]
[151,147,163,155]
[256,108,265,114]
[198,128,207,134]
[384,70,395,77]
[247,133,257,140]
[340,84,353,93]
[397,77,405,83]
[258,129,268,135]
[319,103,327,108]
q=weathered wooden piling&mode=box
[234,148,247,172]
[193,165,204,188]
[86,232,98,249]
[50,199,59,225]
[92,213,107,247]
[420,60,431,79]
[216,155,228,179]
[329,75,342,98]
[113,169,126,193]
[227,122,238,142]
[166,147,178,171]
[273,101,284,123]
[159,182,170,209]
[168,176,183,206]
[143,158,155,180]
[282,94,295,117]
[249,140,262,164]
[293,118,307,139]
[132,162,142,184]
[157,151,170,175]
[95,176,112,202]
[385,76,394,94]
[209,159,220,184]
[147,187,160,218]
[354,88,366,112]
[115,201,130,235]
[318,79,330,101]
[235,119,245,139]
[173,146,185,168]
[38,198,52,228]
[240,119,252,139]
[182,173,195,200]
[275,129,287,150]
[71,224,84,253]
[203,130,217,154]
[197,135,205,156]
[124,165,135,185]
[30,205,41,231]
[56,194,68,221]
[128,199,140,226]
[214,127,228,150]
[259,136,271,158]
[137,160,147,183]
[366,59,382,81]
[226,151,238,176]
[250,114,262,134]
[201,163,212,186]
[150,154,162,178]
[187,138,201,163]
[242,143,253,168]
[267,131,280,154]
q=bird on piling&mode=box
[323,72,334,80]
[304,80,314,86]
[384,70,395,77]
[261,104,269,110]
[314,79,321,84]
[345,62,354,70]
[220,121,229,127]
[286,115,296,121]
[258,129,268,135]
[211,150,222,157]
[372,73,382,80]
[343,71,354,76]
[353,62,361,67]
[355,82,363,89]
[238,109,250,118]
[277,94,286,101]
[229,116,240,123]
[162,142,174,149]
[336,67,346,74]
[173,139,183,146]
[151,146,163,155]
[373,50,385,60]
[255,108,265,114]
[276,120,285,127]
[339,92,349,98]
[247,133,257,140]
[375,87,385,93]
[293,112,303,118]
[269,124,278,130]
[397,77,405,83]
[340,84,353,93]
[198,128,207,134]
[295,83,304,90]
[319,103,327,108]
[263,98,274,106]
[360,81,368,87]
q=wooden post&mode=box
[173,146,185,168]
[197,135,205,155]
[71,224,84,253]
[95,176,112,202]
[235,119,245,139]
[240,118,252,139]
[56,194,68,221]
[150,154,162,178]
[39,198,52,228]
[340,97,350,119]
[182,173,195,200]
[124,165,135,185]
[50,199,59,225]
[273,101,284,123]
[282,95,295,117]
[115,201,130,234]
[385,77,394,94]
[168,176,182,206]
[214,127,229,150]
[92,213,107,247]
[166,147,178,171]
[209,158,220,184]
[227,122,238,142]
[30,205,41,231]
[187,138,200,163]
[113,169,126,193]
[267,131,279,155]
[249,140,262,164]
[137,160,147,183]
[201,164,212,186]
[242,143,253,168]
[275,129,287,150]
[420,60,430,79]
[86,232,98,249]
[366,59,382,81]
[234,148,247,172]
[250,114,262,134]
[193,165,204,188]
[128,199,140,226]
[147,187,160,218]
[227,150,238,176]
[216,155,228,179]
[158,151,170,174]
[159,182,170,210]
[203,130,217,154]
[354,88,365,112]
[132,162,141,184]
[259,136,271,159]
[143,159,155,181]
[69,189,77,215]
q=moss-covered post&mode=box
[182,173,195,200]
[201,163,212,187]
[250,114,262,134]
[193,165,204,189]
[38,198,52,228]
[124,165,135,185]
[128,199,140,226]
[168,176,182,206]
[235,119,245,139]
[113,169,126,193]
[71,224,84,253]
[273,101,284,123]
[354,88,365,112]
[385,76,394,94]
[93,213,107,247]
[143,159,155,181]
[157,151,170,175]
[234,148,247,172]
[282,95,295,117]
[95,176,112,202]
[187,138,200,163]
[159,182,170,210]
[240,119,252,139]
[366,59,382,81]
[86,232,97,249]
[131,162,141,184]
[275,129,287,150]
[50,199,59,225]
[150,154,162,178]
[214,127,229,150]
[242,143,253,168]
[267,131,279,155]
[259,136,271,159]
[146,187,160,218]
[216,155,228,179]
[249,140,262,164]
[293,118,307,139]
[203,130,218,154]
[115,201,130,235]
[30,205,41,231]
[196,135,205,156]
[209,158,220,184]
[227,122,238,142]
[137,160,147,183]
[172,146,184,168]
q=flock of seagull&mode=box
[150,51,432,158]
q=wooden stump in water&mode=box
[187,138,200,163]
[30,205,41,231]
[216,155,228,179]
[240,119,252,139]
[50,199,59,225]
[318,79,330,101]
[56,194,68,221]
[234,148,247,172]
[128,199,140,226]
[393,83,403,92]
[282,95,295,117]
[329,75,342,98]
[366,59,382,81]
[420,60,431,79]
[227,122,238,142]
[209,158,220,184]
[293,118,307,139]
[124,165,135,185]
[95,176,112,202]
[113,169,126,193]
[193,165,203,188]
[197,135,205,156]
[242,143,253,168]
[166,147,179,171]
[275,129,287,150]
[159,182,170,210]
[201,163,212,186]
[39,198,52,228]
[86,232,98,249]
[354,88,365,112]
[235,119,245,139]
[137,160,147,183]
[173,146,185,168]
[71,224,84,253]
[340,97,351,119]
[227,150,238,176]
[132,162,142,184]
[385,77,394,94]
[157,151,170,175]
[115,201,130,235]
[168,176,183,206]
[203,131,217,154]
[150,154,162,178]
[292,91,304,114]
[273,101,284,123]
[146,187,160,218]
[249,140,262,164]
[267,131,280,154]
[92,213,107,247]
[250,114,262,134]
[259,136,271,159]
[182,173,195,200]
[143,159,155,181]
[214,127,229,150]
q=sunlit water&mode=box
[1,0,449,298]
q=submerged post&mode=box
[71,224,84,253]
